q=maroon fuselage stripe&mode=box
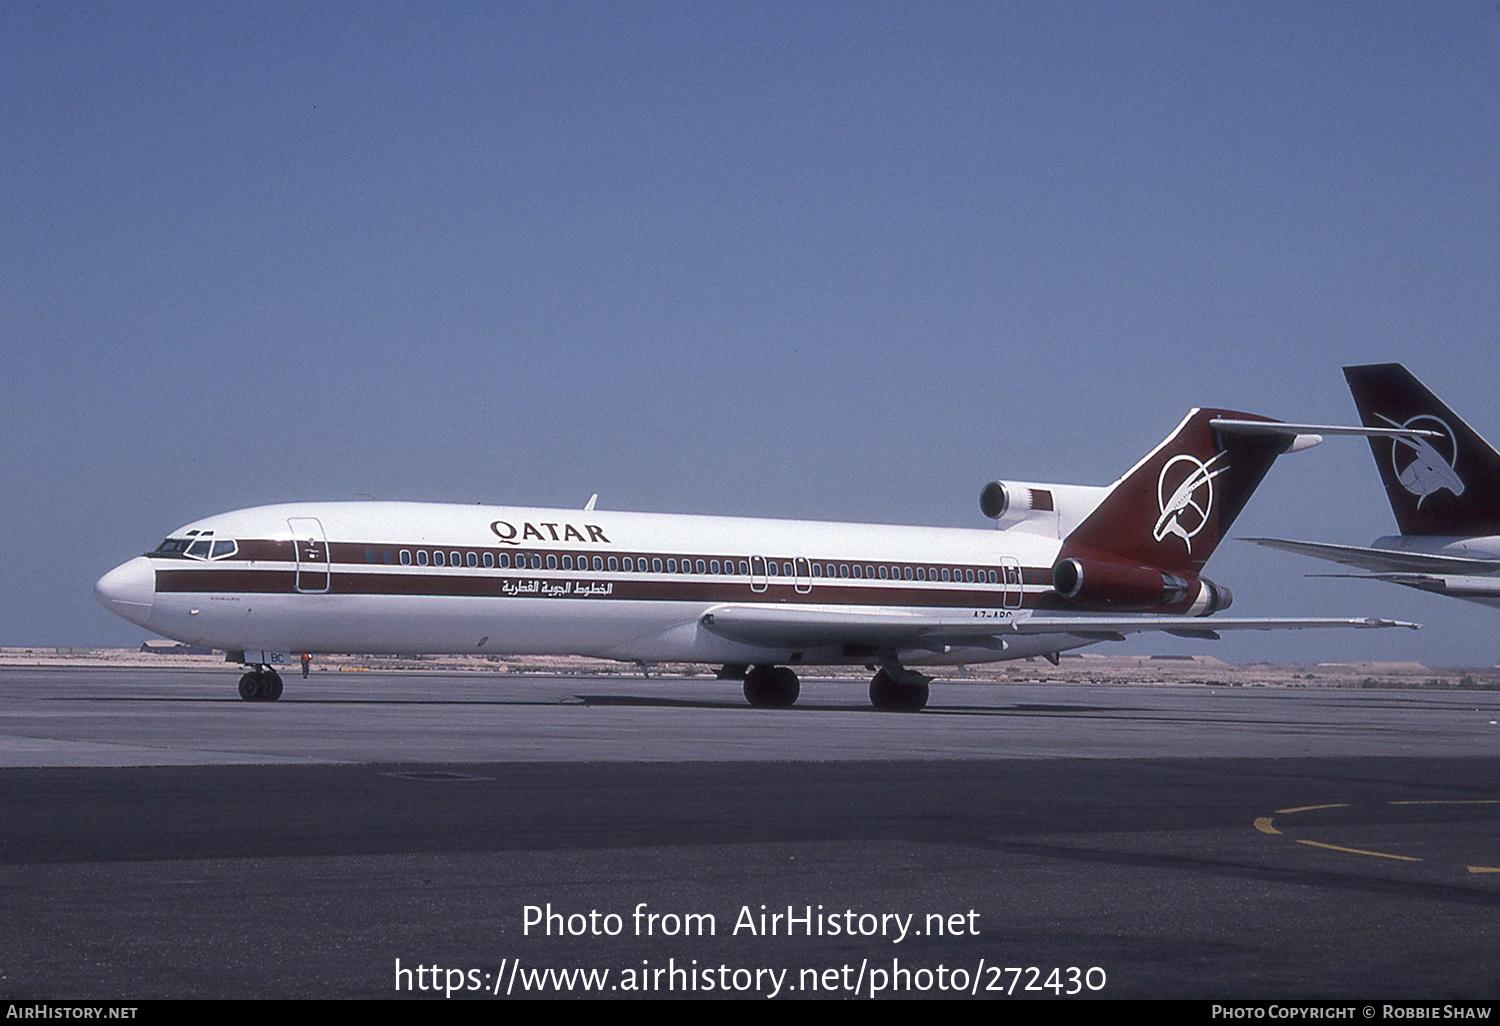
[155,537,1057,609]
[155,567,1064,610]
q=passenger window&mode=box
[696,559,706,574]
[418,551,430,566]
[710,559,721,574]
[812,563,822,578]
[434,551,446,567]
[738,560,749,575]
[365,549,377,563]
[400,550,412,565]
[652,558,663,572]
[838,564,849,578]
[547,554,558,570]
[879,566,888,580]
[966,569,975,583]
[608,557,618,572]
[903,567,914,581]
[468,552,479,568]
[622,557,634,572]
[450,551,461,566]
[563,555,574,570]
[667,558,678,573]
[483,553,493,568]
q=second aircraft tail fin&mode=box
[1344,363,1500,537]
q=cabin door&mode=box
[749,555,768,594]
[1000,556,1023,610]
[793,557,812,594]
[288,517,331,594]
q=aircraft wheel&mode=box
[870,669,928,712]
[744,665,800,708]
[265,672,284,702]
[238,673,260,702]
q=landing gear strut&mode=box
[743,665,800,708]
[237,667,284,702]
[869,667,929,713]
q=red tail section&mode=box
[1053,409,1293,612]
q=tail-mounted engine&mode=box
[1052,558,1233,616]
[980,479,1111,540]
[980,480,1055,523]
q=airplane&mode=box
[1248,363,1500,609]
[95,406,1417,710]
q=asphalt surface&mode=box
[1,669,1498,999]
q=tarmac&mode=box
[2,667,1498,999]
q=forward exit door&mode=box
[288,517,331,593]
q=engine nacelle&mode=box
[980,480,1055,524]
[1052,558,1233,615]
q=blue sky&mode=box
[4,2,1498,664]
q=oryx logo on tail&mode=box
[1376,413,1463,506]
[1153,452,1229,553]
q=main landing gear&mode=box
[238,667,284,702]
[868,668,929,713]
[734,663,931,712]
[743,665,801,709]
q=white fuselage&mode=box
[97,500,1099,666]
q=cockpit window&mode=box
[152,536,238,560]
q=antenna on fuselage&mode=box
[584,494,598,511]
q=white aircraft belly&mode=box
[146,587,1081,666]
[148,591,826,662]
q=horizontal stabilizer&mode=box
[1210,418,1441,440]
[1243,537,1500,575]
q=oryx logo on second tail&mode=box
[1153,452,1229,553]
[1375,413,1463,506]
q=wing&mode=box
[1243,537,1500,575]
[1307,572,1500,599]
[698,603,1416,650]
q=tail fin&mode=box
[1344,363,1500,536]
[1059,409,1295,575]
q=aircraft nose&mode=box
[95,556,155,627]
